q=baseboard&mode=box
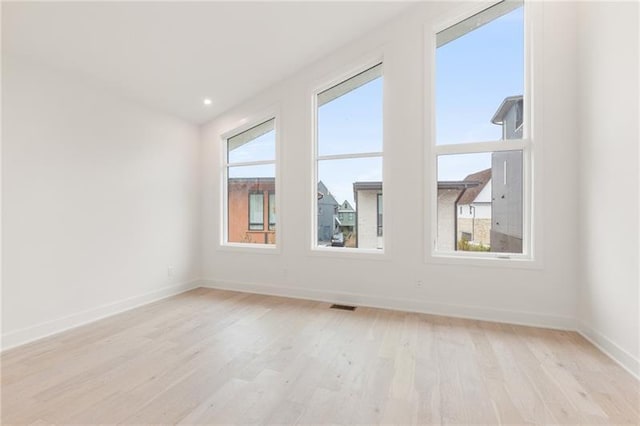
[578,322,640,380]
[1,279,202,353]
[200,279,576,331]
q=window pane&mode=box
[318,64,383,156]
[227,118,275,163]
[436,1,524,145]
[317,157,382,250]
[227,164,275,244]
[436,151,523,253]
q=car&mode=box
[331,232,344,247]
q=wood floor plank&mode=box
[1,288,638,425]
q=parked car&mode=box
[331,232,344,247]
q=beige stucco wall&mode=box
[457,218,491,247]
[437,189,460,251]
[356,189,382,249]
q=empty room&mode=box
[1,0,639,424]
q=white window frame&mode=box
[310,57,388,258]
[426,0,543,268]
[220,108,281,253]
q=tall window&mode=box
[434,0,528,257]
[314,63,383,250]
[224,118,276,245]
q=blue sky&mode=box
[436,6,524,149]
[317,78,383,205]
[228,5,524,206]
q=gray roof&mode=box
[457,168,491,205]
[338,200,355,212]
[491,95,523,125]
[354,180,480,191]
[353,181,383,191]
[437,181,481,190]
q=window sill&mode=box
[426,252,542,270]
[310,246,389,261]
[218,242,280,255]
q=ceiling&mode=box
[2,1,412,124]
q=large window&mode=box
[314,63,384,251]
[434,0,529,257]
[224,118,276,246]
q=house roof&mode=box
[457,168,491,205]
[353,181,383,191]
[353,180,481,191]
[317,180,339,205]
[437,181,480,190]
[491,95,523,125]
[228,177,275,188]
[338,200,354,212]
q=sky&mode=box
[228,4,524,208]
[317,78,383,205]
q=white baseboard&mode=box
[5,278,635,382]
[1,279,202,353]
[578,322,640,380]
[200,279,576,331]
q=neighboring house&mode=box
[353,182,383,250]
[228,177,276,244]
[337,200,355,237]
[437,181,481,251]
[490,95,524,253]
[229,178,340,246]
[491,95,523,140]
[317,181,339,245]
[456,168,492,248]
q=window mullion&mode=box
[317,152,383,162]
[435,139,530,156]
[225,159,276,168]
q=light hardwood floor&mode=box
[1,288,638,425]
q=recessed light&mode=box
[203,98,212,106]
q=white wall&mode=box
[1,56,202,349]
[201,2,580,329]
[576,1,640,377]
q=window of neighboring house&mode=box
[314,62,384,251]
[224,118,276,245]
[268,192,276,231]
[248,193,265,230]
[377,193,383,237]
[434,0,529,258]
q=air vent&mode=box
[330,304,356,311]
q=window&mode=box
[268,192,276,231]
[314,63,383,250]
[434,0,529,257]
[224,118,276,245]
[248,193,264,230]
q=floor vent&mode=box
[330,304,357,311]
